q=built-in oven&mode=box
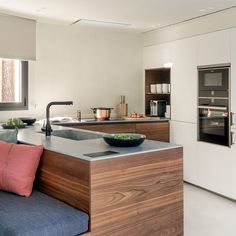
[198,104,229,146]
[199,65,230,98]
[198,64,233,147]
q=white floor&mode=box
[184,183,236,236]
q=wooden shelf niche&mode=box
[145,68,171,116]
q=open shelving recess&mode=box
[145,68,171,116]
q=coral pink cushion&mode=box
[0,141,43,197]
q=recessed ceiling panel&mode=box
[0,0,235,32]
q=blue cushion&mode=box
[0,190,89,236]
[0,129,17,143]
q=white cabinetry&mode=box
[230,28,236,127]
[196,142,235,198]
[143,28,236,200]
[143,43,171,69]
[170,121,198,183]
[171,37,197,123]
[197,29,230,66]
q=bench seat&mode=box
[0,190,89,236]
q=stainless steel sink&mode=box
[51,129,103,141]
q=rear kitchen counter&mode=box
[16,124,179,161]
[53,117,169,126]
[54,118,170,142]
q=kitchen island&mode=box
[17,124,183,236]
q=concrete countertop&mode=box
[16,124,180,162]
[52,117,169,126]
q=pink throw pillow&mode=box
[0,141,43,197]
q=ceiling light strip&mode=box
[70,18,131,27]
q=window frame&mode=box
[0,61,28,111]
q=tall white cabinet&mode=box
[171,37,198,123]
[170,37,198,184]
[143,27,236,200]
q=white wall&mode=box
[0,23,143,121]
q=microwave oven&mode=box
[198,65,230,97]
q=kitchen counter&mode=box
[52,117,169,126]
[17,124,179,161]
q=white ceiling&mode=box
[0,0,236,32]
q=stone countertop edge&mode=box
[16,124,181,162]
[52,117,170,126]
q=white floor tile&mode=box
[185,183,236,236]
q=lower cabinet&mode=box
[136,122,169,142]
[68,122,169,142]
[170,121,198,184]
[72,123,136,134]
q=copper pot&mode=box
[91,108,113,120]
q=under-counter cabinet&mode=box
[71,123,136,134]
[136,122,169,142]
[66,121,170,142]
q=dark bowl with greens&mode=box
[103,133,146,147]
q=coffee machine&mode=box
[150,100,167,117]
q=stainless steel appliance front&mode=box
[198,65,230,97]
[198,64,232,147]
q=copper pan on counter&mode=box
[91,108,113,120]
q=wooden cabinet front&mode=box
[136,122,169,142]
[71,123,136,134]
[68,121,169,142]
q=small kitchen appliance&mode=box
[150,100,167,117]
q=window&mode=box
[0,59,28,110]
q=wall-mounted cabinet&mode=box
[145,68,171,117]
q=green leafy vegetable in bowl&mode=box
[103,133,146,147]
[112,134,136,140]
[6,118,24,126]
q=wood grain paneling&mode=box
[68,121,169,142]
[90,147,183,236]
[71,123,136,134]
[136,122,170,142]
[35,147,183,236]
[35,150,90,213]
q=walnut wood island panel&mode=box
[36,147,183,236]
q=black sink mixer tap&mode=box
[42,101,73,136]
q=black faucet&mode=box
[43,101,73,136]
